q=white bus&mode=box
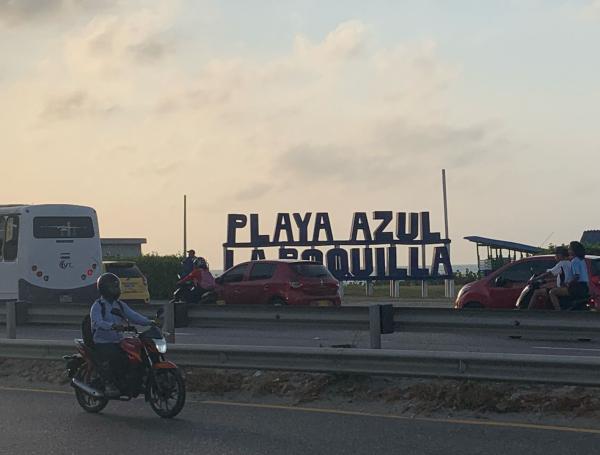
[0,204,102,303]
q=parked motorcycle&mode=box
[64,307,186,418]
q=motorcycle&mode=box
[64,307,186,419]
[516,274,591,311]
[172,276,217,305]
[515,274,550,310]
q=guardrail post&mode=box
[369,304,381,349]
[164,300,175,344]
[6,301,16,339]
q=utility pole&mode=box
[183,194,187,256]
[442,169,455,298]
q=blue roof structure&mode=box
[464,236,542,254]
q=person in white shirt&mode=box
[529,246,572,310]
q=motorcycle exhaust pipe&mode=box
[71,378,105,399]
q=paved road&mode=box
[0,386,598,454]
[3,324,600,357]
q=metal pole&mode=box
[164,300,175,344]
[183,194,187,256]
[6,301,16,339]
[421,245,428,298]
[442,169,449,242]
[442,169,455,298]
[369,305,381,349]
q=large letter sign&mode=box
[223,211,452,281]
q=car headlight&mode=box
[154,337,167,353]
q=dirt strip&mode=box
[2,357,600,421]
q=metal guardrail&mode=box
[1,338,600,386]
[2,302,600,339]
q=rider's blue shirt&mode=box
[571,257,589,284]
[91,298,151,344]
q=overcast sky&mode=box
[2,0,600,265]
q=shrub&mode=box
[135,254,183,300]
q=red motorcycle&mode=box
[64,307,186,418]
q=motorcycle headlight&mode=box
[154,337,167,354]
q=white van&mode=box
[0,204,102,303]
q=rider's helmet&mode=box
[97,273,121,301]
[194,257,208,269]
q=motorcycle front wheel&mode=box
[74,366,109,413]
[149,369,186,418]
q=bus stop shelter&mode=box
[464,236,542,274]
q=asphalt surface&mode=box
[4,324,600,358]
[0,386,599,455]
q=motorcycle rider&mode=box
[91,273,153,397]
[177,257,215,301]
[528,246,572,310]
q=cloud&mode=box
[40,90,118,120]
[63,6,176,76]
[232,183,273,201]
[0,0,114,26]
[581,0,600,19]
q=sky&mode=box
[2,0,600,266]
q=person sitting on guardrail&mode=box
[529,246,572,310]
[91,273,153,397]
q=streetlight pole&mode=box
[183,194,187,256]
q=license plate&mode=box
[59,295,73,303]
[315,300,331,307]
[124,283,135,289]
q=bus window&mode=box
[3,215,19,261]
[33,216,94,239]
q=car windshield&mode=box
[292,263,332,278]
[105,263,143,278]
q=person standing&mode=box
[181,249,196,277]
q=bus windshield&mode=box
[33,217,95,239]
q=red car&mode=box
[215,260,341,306]
[455,255,600,309]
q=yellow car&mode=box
[102,261,150,304]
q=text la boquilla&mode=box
[224,212,452,281]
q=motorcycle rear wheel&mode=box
[149,369,186,418]
[74,366,109,414]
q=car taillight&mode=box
[289,281,303,289]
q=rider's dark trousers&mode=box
[95,343,127,386]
